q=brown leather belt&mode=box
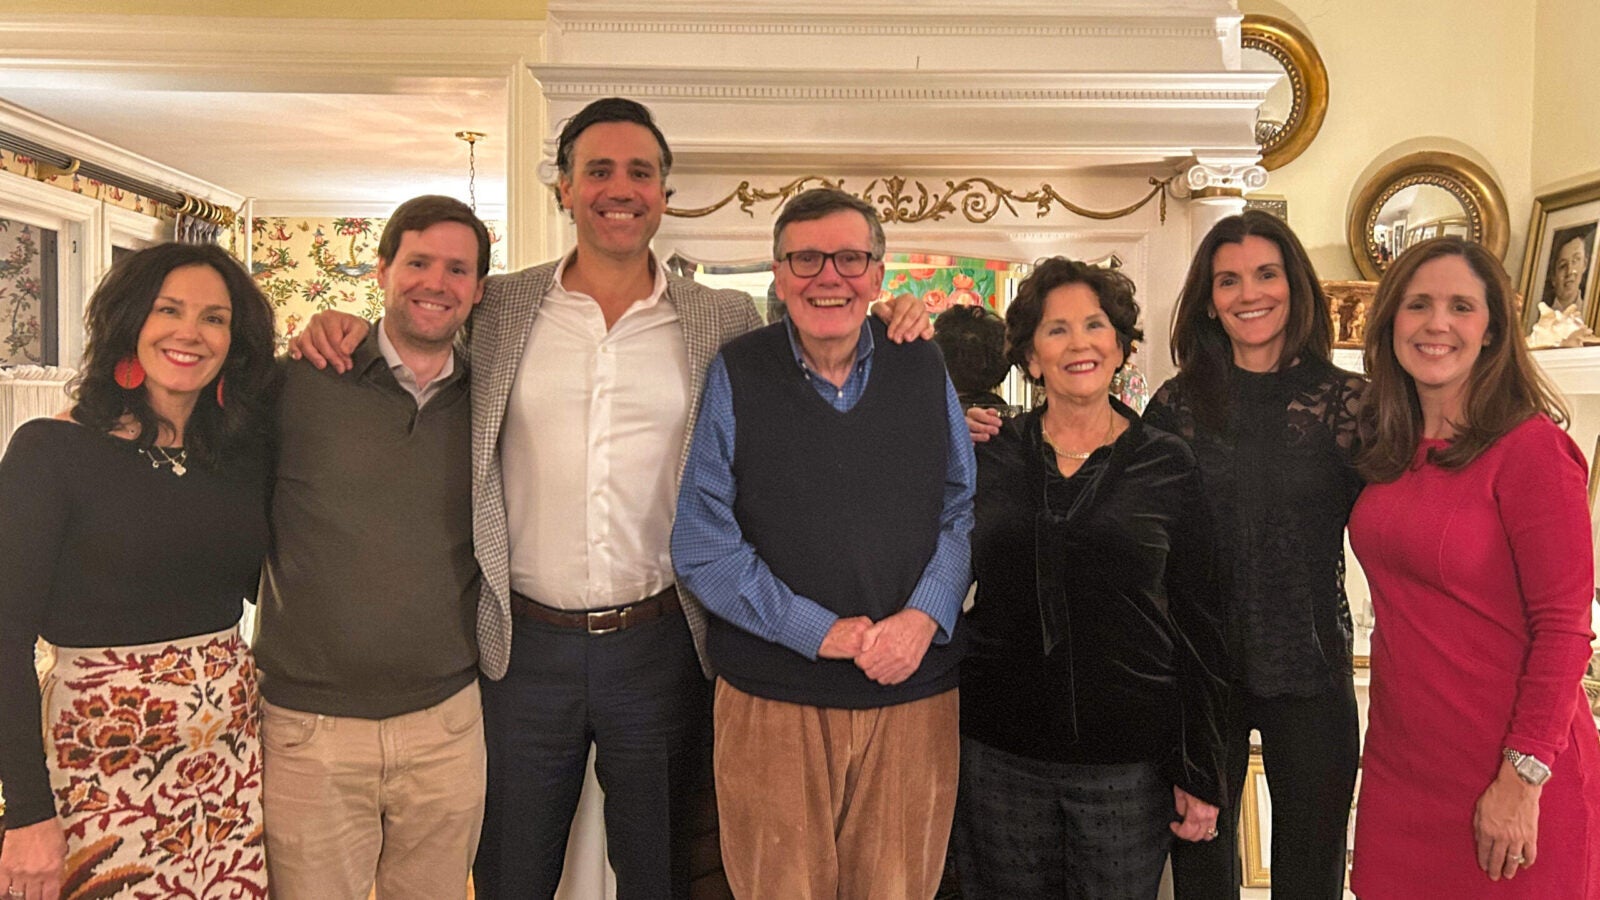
[510,585,681,635]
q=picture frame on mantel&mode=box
[1518,178,1600,335]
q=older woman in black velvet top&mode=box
[952,258,1228,899]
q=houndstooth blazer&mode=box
[470,260,764,680]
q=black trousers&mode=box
[952,738,1174,900]
[473,611,711,900]
[1169,678,1360,900]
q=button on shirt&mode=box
[501,255,690,610]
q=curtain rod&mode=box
[0,130,237,228]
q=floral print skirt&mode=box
[40,626,267,899]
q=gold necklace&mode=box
[138,445,188,477]
[1044,405,1116,460]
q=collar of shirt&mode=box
[375,318,458,407]
[549,250,670,314]
[784,317,875,410]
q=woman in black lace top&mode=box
[1146,212,1365,900]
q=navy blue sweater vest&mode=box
[709,318,963,708]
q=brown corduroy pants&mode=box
[712,679,959,900]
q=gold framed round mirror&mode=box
[1241,15,1328,171]
[1347,151,1509,280]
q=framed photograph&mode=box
[1518,179,1600,334]
[1322,280,1377,349]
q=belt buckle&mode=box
[586,609,623,635]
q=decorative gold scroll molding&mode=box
[667,175,1176,225]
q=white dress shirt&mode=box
[501,254,690,610]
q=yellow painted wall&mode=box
[13,0,544,18]
[1532,0,1600,191]
[1245,0,1536,282]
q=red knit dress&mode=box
[1349,416,1600,898]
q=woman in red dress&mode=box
[1349,236,1600,897]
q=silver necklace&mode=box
[138,445,188,477]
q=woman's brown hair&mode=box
[1355,236,1567,483]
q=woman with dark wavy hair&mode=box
[0,242,275,900]
[954,257,1228,898]
[1349,237,1599,898]
[1145,211,1365,900]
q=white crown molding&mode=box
[0,15,544,90]
[530,66,1278,106]
[548,0,1235,22]
[551,18,1226,39]
[0,98,243,207]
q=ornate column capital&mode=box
[1184,160,1267,197]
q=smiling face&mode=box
[1210,234,1292,371]
[376,221,485,353]
[1553,235,1589,308]
[772,210,885,352]
[557,121,667,265]
[1026,282,1124,405]
[135,263,232,415]
[1392,254,1491,417]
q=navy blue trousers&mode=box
[473,610,710,900]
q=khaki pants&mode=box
[713,680,958,900]
[261,681,486,900]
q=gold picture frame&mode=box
[1516,178,1600,335]
[1241,16,1329,171]
[1347,151,1510,281]
[1237,747,1271,888]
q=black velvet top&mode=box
[961,401,1229,806]
[1143,358,1365,698]
[0,419,269,826]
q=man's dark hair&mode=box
[376,195,491,280]
[933,305,1009,396]
[554,97,673,206]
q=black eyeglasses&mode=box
[778,249,879,279]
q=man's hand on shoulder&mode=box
[287,311,370,373]
[817,616,874,660]
[855,608,938,685]
[872,293,933,343]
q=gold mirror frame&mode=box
[1242,15,1328,171]
[1347,151,1510,281]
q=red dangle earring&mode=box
[113,356,145,389]
[215,375,226,409]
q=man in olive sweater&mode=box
[253,195,487,900]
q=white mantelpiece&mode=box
[530,0,1277,387]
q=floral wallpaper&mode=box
[252,215,506,348]
[0,219,46,365]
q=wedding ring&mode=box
[7,888,24,897]
[1511,854,1526,864]
[1206,827,1219,838]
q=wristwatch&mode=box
[1503,747,1552,786]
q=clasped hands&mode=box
[817,609,938,686]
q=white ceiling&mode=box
[1,83,509,217]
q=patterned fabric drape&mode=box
[176,213,222,245]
